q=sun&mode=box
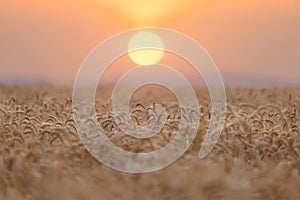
[128,31,164,66]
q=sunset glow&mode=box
[91,0,200,25]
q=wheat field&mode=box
[1,85,300,199]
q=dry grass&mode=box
[1,85,300,199]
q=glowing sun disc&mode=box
[128,31,164,66]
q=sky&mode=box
[0,0,300,86]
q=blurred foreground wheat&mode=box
[1,85,300,200]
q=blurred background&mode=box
[0,0,299,86]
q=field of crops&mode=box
[1,85,300,199]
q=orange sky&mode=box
[0,0,299,85]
